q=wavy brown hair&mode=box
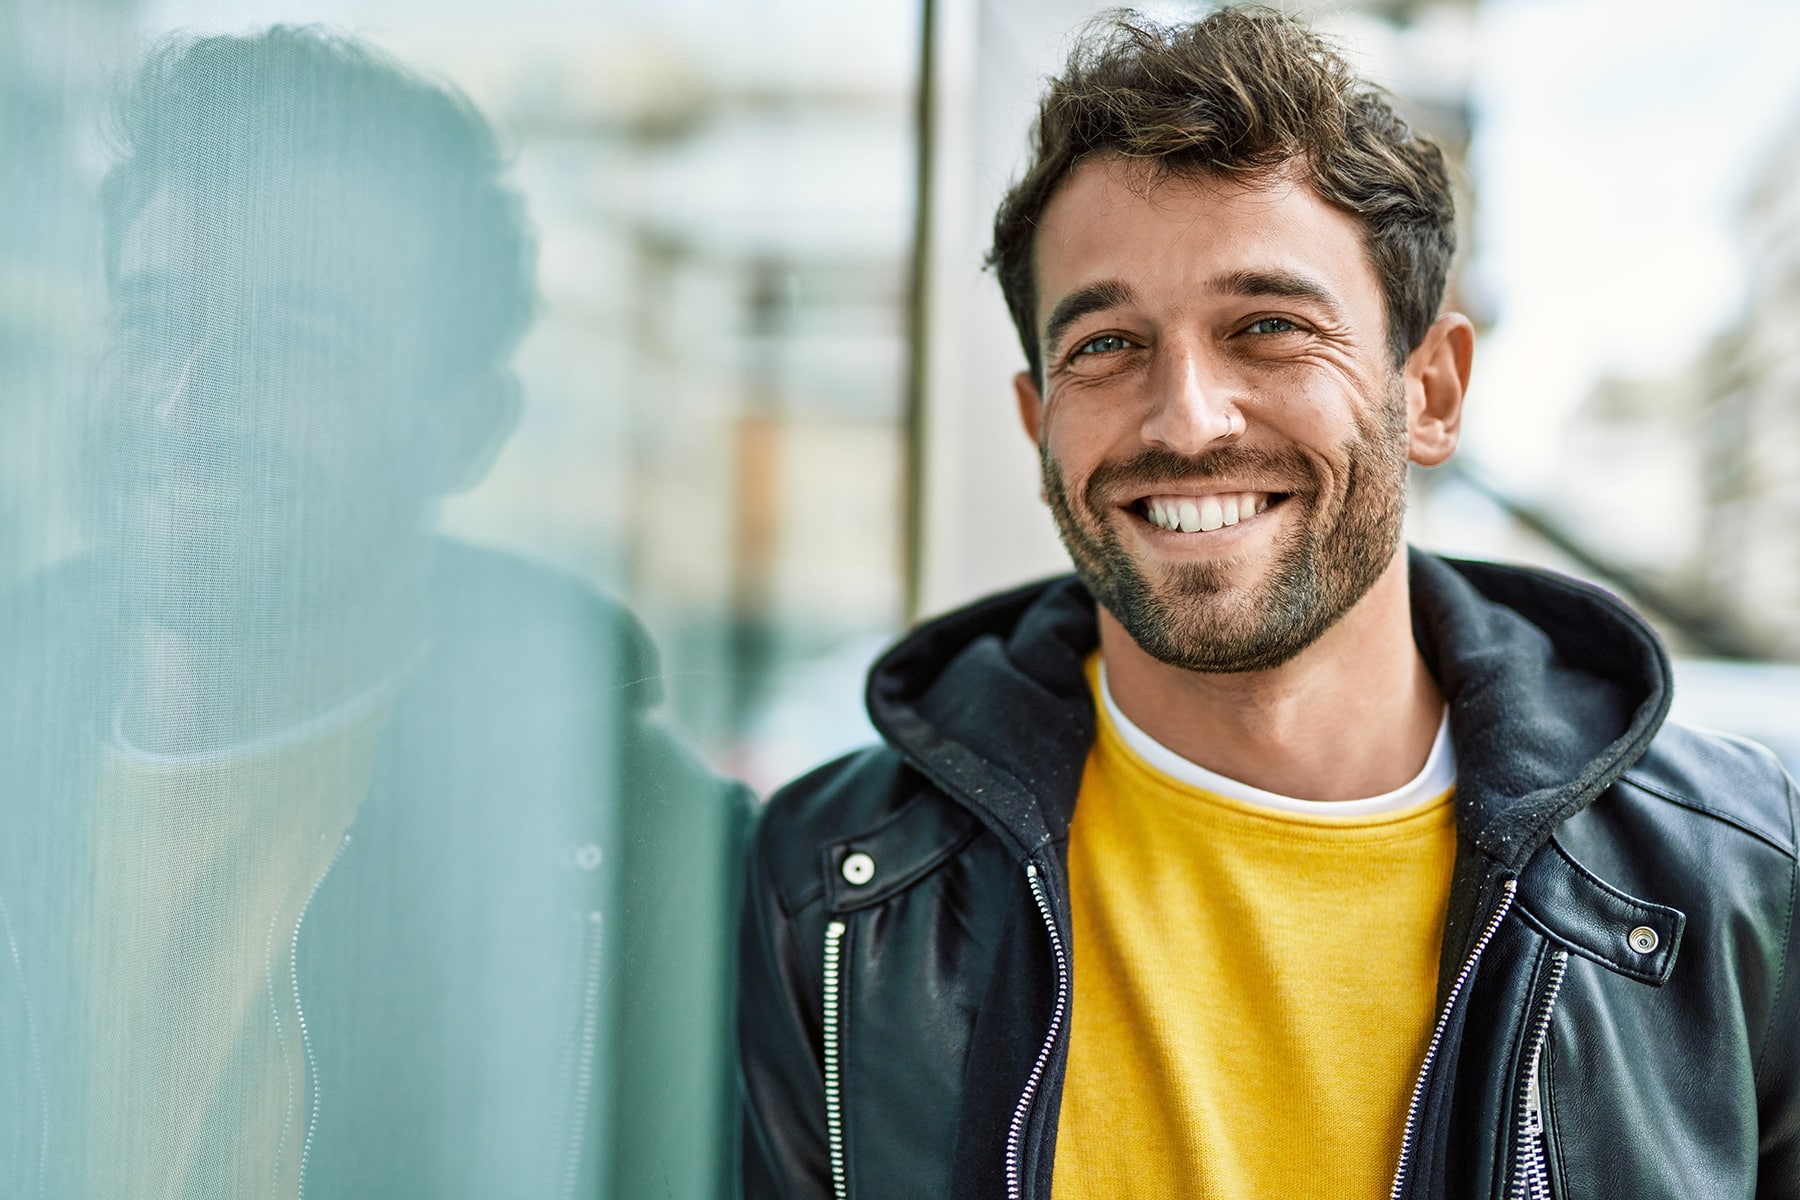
[990,6,1455,384]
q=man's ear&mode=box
[436,368,523,494]
[1014,370,1050,504]
[1014,369,1044,444]
[1403,313,1474,468]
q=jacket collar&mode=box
[1410,553,1670,870]
[866,549,1672,871]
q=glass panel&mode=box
[0,2,917,1195]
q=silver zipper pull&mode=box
[1522,1058,1543,1138]
[1511,949,1568,1200]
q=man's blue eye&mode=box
[1247,317,1299,335]
[1077,334,1129,355]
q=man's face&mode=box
[90,166,488,631]
[1019,158,1414,673]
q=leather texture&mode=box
[737,551,1800,1199]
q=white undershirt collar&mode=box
[1098,662,1456,816]
[109,642,429,767]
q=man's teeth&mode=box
[1144,493,1271,532]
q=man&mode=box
[737,9,1800,1199]
[0,28,744,1199]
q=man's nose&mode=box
[1139,343,1238,454]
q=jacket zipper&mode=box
[0,893,47,1200]
[290,830,351,1200]
[556,909,606,1200]
[1509,948,1568,1200]
[1389,877,1519,1200]
[1004,863,1070,1200]
[823,918,849,1200]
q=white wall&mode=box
[911,0,1096,618]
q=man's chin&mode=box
[1125,554,1277,617]
[1088,551,1325,673]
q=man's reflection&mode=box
[0,26,743,1199]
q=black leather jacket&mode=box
[738,552,1800,1199]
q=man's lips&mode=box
[1127,490,1290,533]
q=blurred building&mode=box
[431,20,919,760]
[1530,95,1800,664]
[1692,103,1800,658]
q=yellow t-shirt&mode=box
[1052,657,1457,1200]
[78,692,397,1199]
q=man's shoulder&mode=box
[750,743,983,919]
[1549,720,1798,951]
[1619,720,1798,859]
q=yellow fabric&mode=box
[78,702,392,1199]
[1052,656,1457,1200]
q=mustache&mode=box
[1078,444,1318,508]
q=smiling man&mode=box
[737,9,1800,1200]
[0,28,745,1200]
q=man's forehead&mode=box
[115,172,429,318]
[1031,156,1377,326]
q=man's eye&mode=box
[1075,334,1130,356]
[1246,317,1300,335]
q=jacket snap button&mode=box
[1628,925,1659,954]
[841,852,875,886]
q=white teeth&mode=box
[1144,492,1273,531]
[1198,496,1223,532]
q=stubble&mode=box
[1040,391,1410,673]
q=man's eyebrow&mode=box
[1042,279,1136,355]
[1210,268,1346,318]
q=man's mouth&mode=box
[1132,491,1287,533]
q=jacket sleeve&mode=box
[737,799,834,1200]
[609,722,753,1200]
[1757,774,1800,1200]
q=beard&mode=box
[1041,391,1409,674]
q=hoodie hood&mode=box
[867,549,1672,872]
[1410,553,1671,869]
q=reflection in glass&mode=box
[0,27,744,1199]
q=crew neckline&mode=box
[109,641,429,767]
[1097,660,1455,816]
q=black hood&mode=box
[867,549,1672,873]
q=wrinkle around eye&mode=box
[1050,332,1145,381]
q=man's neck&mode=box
[1098,553,1444,803]
[119,550,430,755]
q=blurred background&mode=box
[0,0,1796,1193]
[6,0,1797,790]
